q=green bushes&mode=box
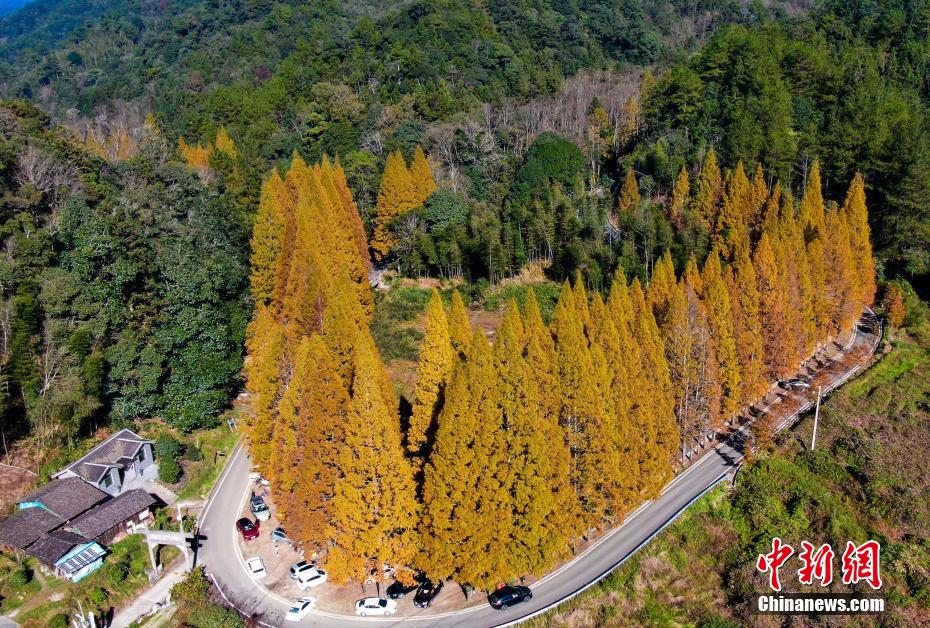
[48,614,69,628]
[9,568,31,587]
[155,435,183,460]
[159,457,182,484]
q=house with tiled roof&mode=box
[53,428,156,496]
[0,430,162,581]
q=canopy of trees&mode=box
[0,101,248,456]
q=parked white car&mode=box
[285,597,316,622]
[246,557,267,579]
[296,568,328,590]
[355,597,397,616]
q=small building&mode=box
[28,531,106,582]
[67,489,157,545]
[18,476,107,519]
[53,428,156,496]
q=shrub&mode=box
[49,614,70,628]
[182,445,203,462]
[107,561,129,586]
[9,568,31,587]
[88,586,108,605]
[159,457,182,484]
[155,434,183,461]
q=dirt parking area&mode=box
[235,481,487,617]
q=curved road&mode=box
[197,310,881,627]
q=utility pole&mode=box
[811,385,823,451]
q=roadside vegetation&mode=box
[0,535,167,627]
[528,294,930,626]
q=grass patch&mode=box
[480,282,561,322]
[372,287,431,361]
[176,422,241,501]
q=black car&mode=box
[386,579,419,599]
[413,580,444,608]
[488,585,532,609]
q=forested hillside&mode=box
[638,0,930,281]
[0,101,248,457]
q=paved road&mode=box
[197,310,880,628]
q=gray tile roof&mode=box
[0,507,64,550]
[26,530,88,565]
[20,477,107,520]
[67,489,157,540]
[55,428,153,483]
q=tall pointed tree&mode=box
[408,290,454,461]
[410,145,437,205]
[692,148,722,227]
[448,290,473,359]
[670,166,690,221]
[728,251,766,403]
[617,168,641,215]
[701,253,741,422]
[328,333,418,584]
[372,151,414,259]
[841,173,876,306]
[754,233,792,380]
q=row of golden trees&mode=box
[244,152,874,590]
[371,145,436,260]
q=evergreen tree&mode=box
[647,252,676,331]
[712,162,751,261]
[408,290,454,461]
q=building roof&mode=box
[67,489,157,540]
[20,477,107,520]
[54,428,153,484]
[27,530,88,565]
[0,507,64,550]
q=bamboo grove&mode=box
[244,151,874,591]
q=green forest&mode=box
[0,0,925,488]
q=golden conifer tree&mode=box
[617,168,641,215]
[824,210,858,332]
[647,252,676,331]
[250,170,286,305]
[420,332,511,588]
[448,290,473,359]
[883,284,905,328]
[728,251,766,403]
[275,336,348,550]
[551,282,613,523]
[244,306,285,469]
[799,161,826,239]
[629,279,679,495]
[670,166,690,221]
[701,253,741,421]
[408,290,454,461]
[372,150,415,259]
[692,148,722,227]
[841,173,876,306]
[214,126,237,157]
[328,333,417,584]
[410,145,437,205]
[713,162,751,261]
[753,233,792,380]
